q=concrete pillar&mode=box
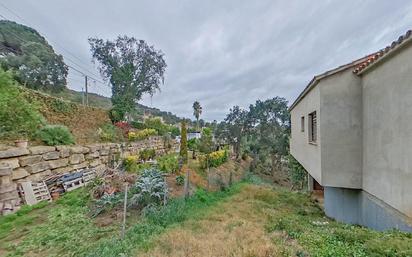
[307,173,314,192]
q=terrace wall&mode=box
[0,136,177,215]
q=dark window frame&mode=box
[308,111,317,143]
[301,116,305,132]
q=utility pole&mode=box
[85,75,89,106]
[81,87,84,105]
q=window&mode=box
[301,116,305,132]
[308,111,317,143]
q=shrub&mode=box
[144,117,169,135]
[199,150,228,169]
[131,121,146,130]
[97,123,124,142]
[129,169,168,208]
[114,121,131,135]
[0,69,45,140]
[139,148,156,161]
[108,105,126,123]
[91,193,123,217]
[128,128,157,141]
[288,154,307,189]
[175,175,185,186]
[123,155,139,172]
[157,154,179,173]
[36,125,75,146]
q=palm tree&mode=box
[192,101,202,131]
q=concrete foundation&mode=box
[324,186,412,232]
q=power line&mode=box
[0,3,103,79]
[0,13,110,89]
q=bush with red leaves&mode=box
[114,121,131,135]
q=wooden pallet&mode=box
[20,181,51,205]
[83,170,96,185]
[62,177,84,192]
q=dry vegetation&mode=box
[137,184,297,257]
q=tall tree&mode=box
[0,20,68,92]
[223,106,250,159]
[192,101,202,131]
[247,97,290,175]
[179,120,188,164]
[89,36,166,120]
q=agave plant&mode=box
[129,169,168,208]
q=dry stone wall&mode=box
[0,136,177,215]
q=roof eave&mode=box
[355,36,412,76]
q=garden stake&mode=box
[121,183,128,239]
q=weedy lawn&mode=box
[1,181,412,257]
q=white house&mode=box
[290,29,412,232]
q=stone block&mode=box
[12,168,29,180]
[0,184,16,194]
[0,175,11,185]
[59,148,70,158]
[89,159,101,167]
[0,189,19,201]
[99,148,110,156]
[86,144,102,152]
[26,170,52,181]
[19,155,42,166]
[0,147,30,158]
[0,164,12,176]
[48,158,69,169]
[86,151,100,160]
[70,146,90,154]
[0,158,20,169]
[42,151,60,160]
[100,156,109,164]
[29,146,55,155]
[72,161,88,170]
[52,166,73,174]
[69,154,85,164]
[26,162,50,174]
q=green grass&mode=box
[2,188,118,257]
[85,184,244,257]
[259,189,412,257]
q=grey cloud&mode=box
[2,0,412,121]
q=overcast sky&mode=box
[1,1,411,121]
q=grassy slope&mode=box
[141,184,412,257]
[2,172,412,257]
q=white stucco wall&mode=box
[319,70,363,189]
[290,85,322,184]
[361,42,412,218]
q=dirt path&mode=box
[135,184,300,257]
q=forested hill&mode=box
[0,20,186,125]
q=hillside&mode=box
[49,88,187,124]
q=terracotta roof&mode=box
[353,29,412,74]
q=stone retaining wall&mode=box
[0,136,177,215]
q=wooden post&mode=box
[207,157,210,191]
[184,168,190,199]
[121,183,128,239]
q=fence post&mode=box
[121,183,128,239]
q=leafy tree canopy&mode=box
[89,36,167,117]
[0,20,68,92]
